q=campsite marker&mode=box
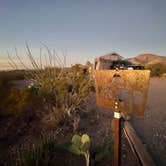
[94,69,150,166]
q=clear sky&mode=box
[0,0,166,68]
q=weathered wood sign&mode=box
[94,70,150,116]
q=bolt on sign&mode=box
[94,70,150,116]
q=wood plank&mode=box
[123,121,156,166]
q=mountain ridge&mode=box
[127,54,166,66]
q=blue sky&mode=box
[0,0,166,67]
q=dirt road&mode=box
[131,77,166,166]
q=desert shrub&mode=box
[6,45,93,126]
[0,46,95,166]
[26,63,93,122]
[0,88,31,116]
[0,70,26,111]
[145,63,166,77]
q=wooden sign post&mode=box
[111,69,123,166]
[113,101,121,166]
[94,69,150,166]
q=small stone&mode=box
[122,143,126,147]
[123,154,126,158]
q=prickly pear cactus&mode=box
[68,134,90,166]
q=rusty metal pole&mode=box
[113,101,121,166]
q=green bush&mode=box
[33,65,93,117]
[145,63,166,77]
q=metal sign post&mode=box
[94,69,150,166]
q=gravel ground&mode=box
[3,77,165,165]
[131,77,166,166]
[77,95,139,166]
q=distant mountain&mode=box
[127,54,166,66]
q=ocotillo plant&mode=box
[7,44,93,126]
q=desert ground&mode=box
[78,77,166,166]
[0,72,165,165]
